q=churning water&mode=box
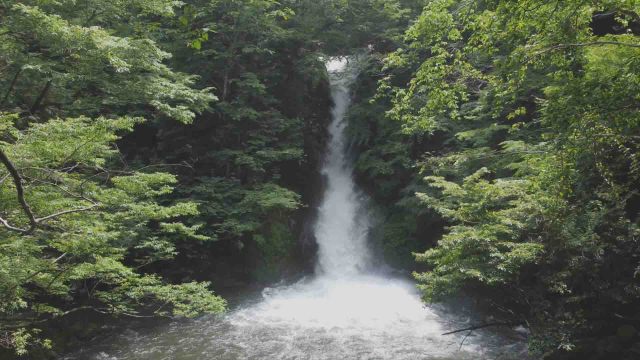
[71,58,525,360]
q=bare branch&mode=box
[458,330,472,350]
[30,80,52,114]
[1,156,183,234]
[22,175,97,204]
[1,68,21,106]
[0,216,28,233]
[36,204,99,223]
[442,322,518,335]
[0,148,37,232]
[0,151,100,233]
[0,173,10,186]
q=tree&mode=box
[0,0,214,124]
[368,0,640,357]
[0,113,225,355]
[0,0,225,355]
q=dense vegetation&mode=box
[348,1,640,359]
[0,0,415,356]
[1,0,639,359]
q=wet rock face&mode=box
[591,11,640,36]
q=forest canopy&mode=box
[1,0,640,359]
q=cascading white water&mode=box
[71,58,525,360]
[314,58,372,277]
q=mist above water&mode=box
[71,58,523,360]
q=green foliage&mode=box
[282,0,419,54]
[15,0,640,358]
[344,56,433,267]
[361,0,640,357]
[0,0,214,123]
[253,221,297,280]
[130,0,337,291]
[415,169,545,299]
[187,178,300,240]
[0,0,238,338]
[0,114,225,355]
[0,0,432,356]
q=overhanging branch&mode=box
[0,216,28,233]
[533,41,640,58]
[0,148,37,232]
[442,321,519,335]
[0,149,100,234]
[36,204,99,223]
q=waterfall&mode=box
[315,57,372,277]
[71,57,523,360]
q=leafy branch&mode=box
[0,148,99,234]
[530,41,640,59]
[0,148,37,233]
